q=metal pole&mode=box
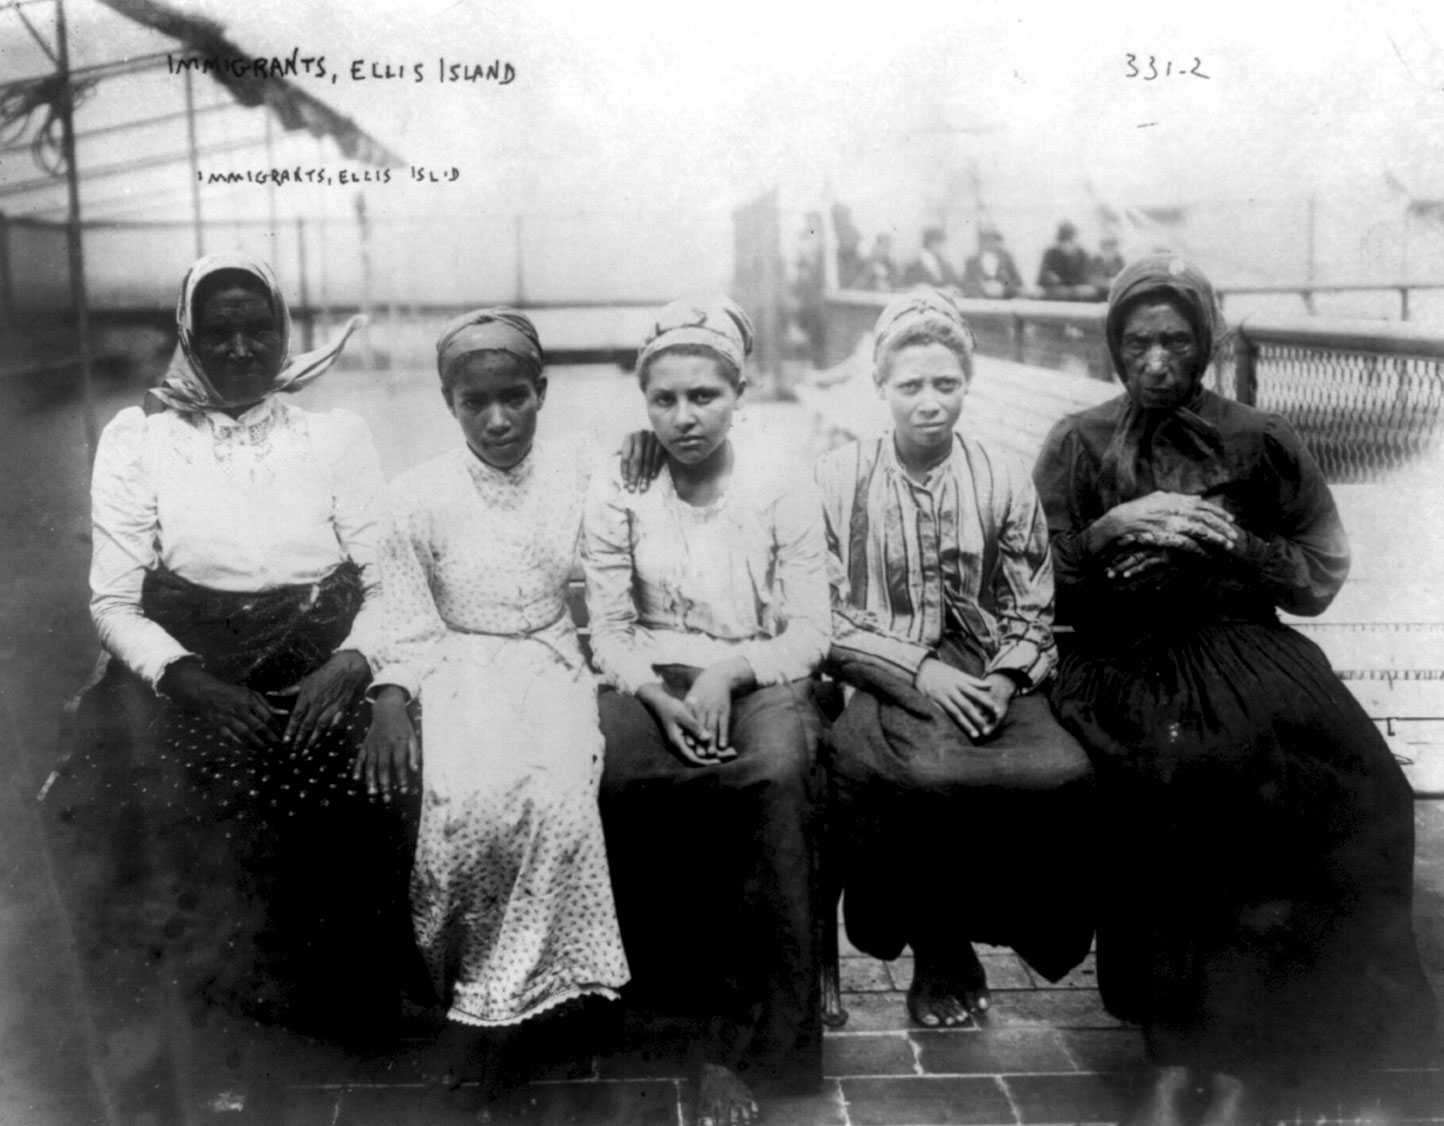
[264,111,278,255]
[55,0,98,460]
[1234,329,1258,407]
[183,69,203,257]
[355,192,374,369]
[513,213,525,305]
[1303,194,1316,315]
[294,217,313,350]
[0,210,13,327]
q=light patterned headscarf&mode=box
[147,252,363,414]
[636,296,754,383]
[872,287,976,383]
[434,307,544,380]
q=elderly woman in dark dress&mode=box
[56,253,413,1118]
[1033,255,1435,1125]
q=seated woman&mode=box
[583,297,831,1126]
[1033,255,1435,1125]
[816,288,1095,1029]
[65,253,411,1115]
[358,309,629,1107]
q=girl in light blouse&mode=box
[583,296,830,1126]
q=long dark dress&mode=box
[49,564,415,1050]
[1033,389,1435,1078]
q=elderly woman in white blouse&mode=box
[65,254,412,1114]
[583,297,831,1126]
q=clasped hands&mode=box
[159,649,370,752]
[640,657,753,766]
[913,659,1016,740]
[1091,491,1241,581]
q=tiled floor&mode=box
[191,934,1444,1125]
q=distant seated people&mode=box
[1037,221,1101,301]
[858,234,899,291]
[961,225,1024,299]
[817,289,1095,1030]
[902,226,960,289]
[1090,234,1126,289]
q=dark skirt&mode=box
[597,673,825,1091]
[47,564,416,1049]
[1049,618,1435,1077]
[824,636,1097,982]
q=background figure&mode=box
[902,226,960,289]
[817,288,1095,1030]
[792,212,828,366]
[585,297,830,1126]
[361,308,629,1110]
[961,225,1024,299]
[859,233,900,291]
[833,203,866,289]
[1034,255,1435,1126]
[1036,221,1101,300]
[53,253,413,1120]
[1089,233,1126,290]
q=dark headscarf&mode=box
[148,252,363,414]
[1099,254,1229,504]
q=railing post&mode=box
[0,211,12,329]
[1234,328,1258,406]
[1401,286,1411,322]
[1012,312,1025,364]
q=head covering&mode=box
[1098,254,1228,504]
[147,252,363,414]
[435,307,544,378]
[1104,253,1222,380]
[871,287,976,381]
[636,296,754,380]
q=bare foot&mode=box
[949,943,992,1016]
[1121,1065,1191,1126]
[906,972,973,1028]
[1198,1071,1255,1126]
[696,1061,759,1126]
[907,945,986,1027]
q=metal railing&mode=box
[822,289,1444,483]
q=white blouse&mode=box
[582,454,832,696]
[89,396,385,688]
[369,442,592,701]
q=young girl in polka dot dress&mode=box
[359,308,630,1104]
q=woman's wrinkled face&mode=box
[1119,301,1200,411]
[194,284,283,405]
[643,352,740,467]
[878,342,967,456]
[447,351,546,469]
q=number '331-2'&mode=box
[1125,54,1211,79]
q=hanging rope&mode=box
[0,71,97,178]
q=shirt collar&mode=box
[883,429,957,489]
[201,394,281,432]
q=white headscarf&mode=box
[147,252,363,413]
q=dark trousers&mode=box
[598,679,824,1089]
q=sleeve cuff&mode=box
[145,647,199,694]
[368,663,422,701]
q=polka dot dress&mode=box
[376,444,630,1026]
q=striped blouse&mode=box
[813,432,1057,690]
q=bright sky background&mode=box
[6,0,1444,299]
